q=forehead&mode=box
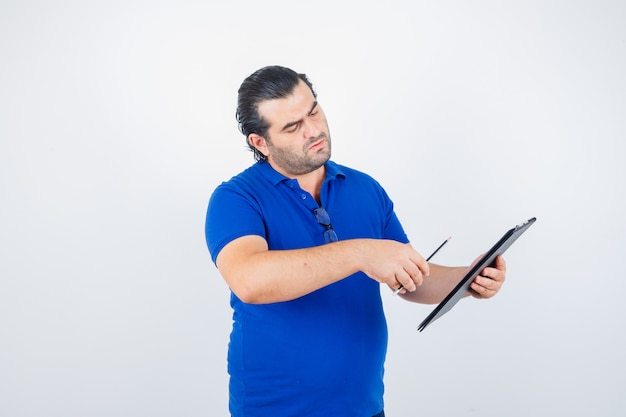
[257,81,316,128]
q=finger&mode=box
[394,257,425,292]
[404,243,430,276]
[409,253,430,277]
[475,275,499,291]
[469,281,492,299]
[471,274,501,298]
[403,261,425,286]
[395,272,415,292]
[494,255,507,272]
[481,268,505,284]
[392,284,405,295]
[479,267,499,282]
[407,262,427,286]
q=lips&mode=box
[307,136,326,151]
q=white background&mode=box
[1,1,625,416]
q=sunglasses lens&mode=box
[313,208,331,226]
[324,229,338,243]
[313,207,338,243]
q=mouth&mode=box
[307,137,326,152]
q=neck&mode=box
[296,168,326,203]
[269,161,326,203]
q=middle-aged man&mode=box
[205,65,507,417]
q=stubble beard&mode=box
[267,133,332,176]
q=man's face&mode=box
[255,80,331,176]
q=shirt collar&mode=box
[256,160,346,186]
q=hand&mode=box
[468,255,506,299]
[359,241,430,293]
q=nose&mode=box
[302,117,322,140]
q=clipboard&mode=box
[417,217,536,332]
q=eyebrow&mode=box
[280,101,319,132]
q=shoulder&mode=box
[217,162,264,189]
[211,162,277,200]
[326,161,387,196]
[326,161,380,185]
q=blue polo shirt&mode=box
[205,160,409,417]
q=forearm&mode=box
[399,263,468,304]
[217,237,370,304]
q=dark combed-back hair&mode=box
[236,65,317,161]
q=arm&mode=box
[398,255,507,304]
[216,236,430,304]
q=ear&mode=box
[248,133,269,158]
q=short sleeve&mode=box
[205,183,266,264]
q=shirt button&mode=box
[300,194,307,200]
